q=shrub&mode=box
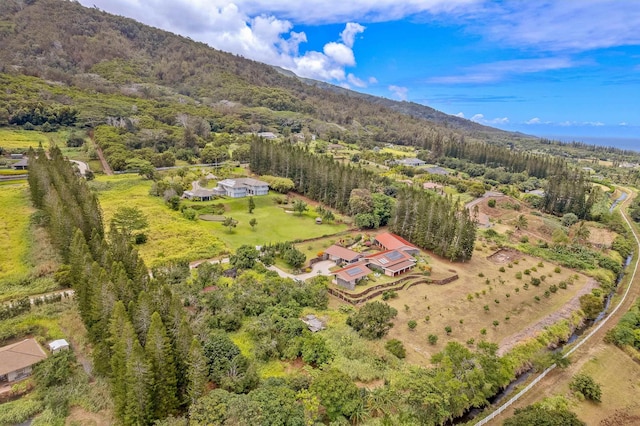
[408,320,417,330]
[494,299,500,304]
[493,320,499,327]
[555,266,562,273]
[516,271,522,279]
[499,266,506,272]
[520,236,529,243]
[570,374,601,402]
[478,272,484,277]
[466,338,475,346]
[444,326,452,334]
[506,293,511,298]
[544,290,551,298]
[385,339,406,359]
[524,269,531,275]
[549,285,558,293]
[531,277,541,286]
[480,328,487,335]
[428,334,438,345]
[538,262,544,268]
[559,281,568,290]
[484,305,490,312]
[467,294,474,301]
[534,296,541,302]
[488,199,496,207]
[424,315,430,322]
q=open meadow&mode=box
[93,175,349,266]
[0,183,33,285]
[0,128,71,150]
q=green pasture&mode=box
[0,128,70,150]
[0,183,33,286]
[197,193,349,250]
[92,175,226,266]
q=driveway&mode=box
[267,260,335,281]
[70,160,90,176]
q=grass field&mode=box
[194,193,349,250]
[0,128,71,150]
[361,246,593,367]
[0,183,33,285]
[93,175,226,266]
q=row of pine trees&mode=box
[27,146,207,425]
[390,188,476,261]
[250,139,476,261]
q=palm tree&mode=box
[514,214,528,231]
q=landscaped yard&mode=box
[92,175,226,266]
[93,176,349,266]
[199,193,349,249]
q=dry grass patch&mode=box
[378,250,591,367]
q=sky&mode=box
[78,0,640,144]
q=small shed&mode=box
[48,339,70,353]
[315,217,322,225]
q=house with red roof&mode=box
[323,245,363,265]
[333,263,373,290]
[373,232,420,256]
[365,250,417,277]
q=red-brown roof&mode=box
[374,232,418,251]
[0,338,47,376]
[324,245,362,262]
[383,260,416,272]
[334,263,372,282]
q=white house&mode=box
[0,339,48,383]
[215,178,269,198]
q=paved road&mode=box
[268,260,335,281]
[465,191,505,210]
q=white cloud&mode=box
[429,57,574,84]
[347,73,367,88]
[455,112,465,118]
[619,122,628,126]
[368,76,378,84]
[388,85,408,100]
[471,113,509,125]
[340,22,365,48]
[526,117,541,124]
[323,42,356,66]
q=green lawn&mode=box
[199,193,349,249]
[93,176,349,265]
[0,183,33,285]
[92,175,226,266]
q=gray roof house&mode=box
[0,339,47,383]
[12,158,28,170]
[183,187,216,201]
[426,166,449,175]
[215,178,269,198]
[397,158,426,167]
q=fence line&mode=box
[475,189,640,425]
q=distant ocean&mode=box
[541,135,640,154]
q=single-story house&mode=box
[423,182,444,191]
[12,158,28,170]
[527,189,545,197]
[365,250,417,277]
[215,178,269,198]
[333,263,373,290]
[183,187,216,201]
[397,158,426,167]
[48,339,70,353]
[0,338,48,383]
[426,166,449,175]
[257,132,277,140]
[374,232,420,255]
[324,245,363,265]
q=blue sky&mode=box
[79,0,640,142]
